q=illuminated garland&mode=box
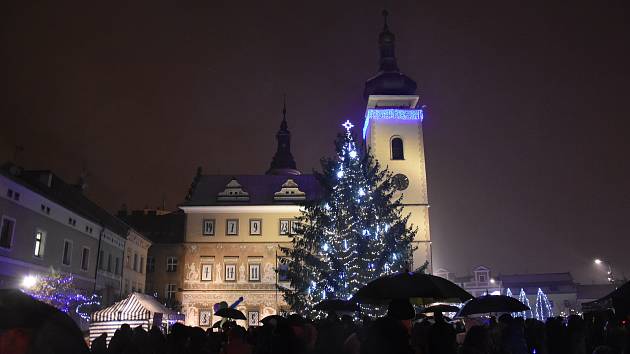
[21,270,101,322]
[535,288,553,321]
[516,288,533,318]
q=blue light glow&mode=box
[349,150,357,158]
[337,170,344,178]
[362,108,424,139]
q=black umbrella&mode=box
[214,307,246,320]
[353,272,473,305]
[314,299,359,312]
[420,304,460,314]
[261,315,287,325]
[456,295,529,317]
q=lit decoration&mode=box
[535,288,553,321]
[362,108,424,139]
[517,288,533,318]
[279,120,416,318]
[21,270,101,322]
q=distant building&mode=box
[436,266,503,297]
[0,163,131,305]
[117,207,185,309]
[499,272,578,315]
[435,266,605,316]
[122,228,152,296]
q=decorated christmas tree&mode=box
[280,121,416,316]
[21,269,101,321]
[517,288,533,318]
[535,287,553,321]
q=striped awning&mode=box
[91,292,183,322]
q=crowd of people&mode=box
[1,288,629,354]
[88,300,630,354]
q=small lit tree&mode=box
[21,269,101,321]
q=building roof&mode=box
[118,209,185,244]
[1,162,129,236]
[363,10,417,98]
[576,284,617,301]
[181,174,321,207]
[499,272,575,287]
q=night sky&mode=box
[2,1,629,283]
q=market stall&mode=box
[89,292,184,344]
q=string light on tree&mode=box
[535,287,553,321]
[280,120,417,317]
[20,270,101,322]
[517,288,533,318]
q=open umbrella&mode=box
[353,272,473,305]
[314,299,359,312]
[456,295,529,317]
[420,304,460,314]
[261,315,287,325]
[214,307,246,320]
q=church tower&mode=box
[363,11,431,272]
[267,98,301,176]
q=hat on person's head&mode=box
[387,299,415,320]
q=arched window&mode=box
[391,137,404,160]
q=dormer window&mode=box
[391,137,404,160]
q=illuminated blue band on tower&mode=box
[362,108,424,139]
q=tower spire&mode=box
[266,96,300,176]
[363,10,417,98]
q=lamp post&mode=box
[594,258,614,284]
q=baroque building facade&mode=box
[178,13,431,327]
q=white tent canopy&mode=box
[89,292,184,344]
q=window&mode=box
[290,220,300,235]
[34,230,45,257]
[6,189,12,198]
[81,247,90,271]
[278,263,289,282]
[165,283,177,299]
[124,279,129,294]
[62,240,72,266]
[248,311,260,326]
[201,264,213,281]
[391,137,404,160]
[68,217,76,226]
[166,257,178,272]
[133,253,138,271]
[0,216,16,249]
[14,192,20,201]
[99,250,105,270]
[226,219,239,235]
[249,219,262,235]
[249,263,260,282]
[107,253,112,272]
[147,256,155,273]
[199,310,212,326]
[225,264,236,281]
[140,257,144,274]
[115,257,120,275]
[279,220,290,236]
[202,219,215,236]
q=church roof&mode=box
[363,10,417,98]
[181,174,321,206]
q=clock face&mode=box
[392,174,409,191]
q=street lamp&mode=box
[593,258,614,284]
[21,275,38,289]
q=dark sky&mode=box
[2,1,629,283]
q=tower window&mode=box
[391,137,404,160]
